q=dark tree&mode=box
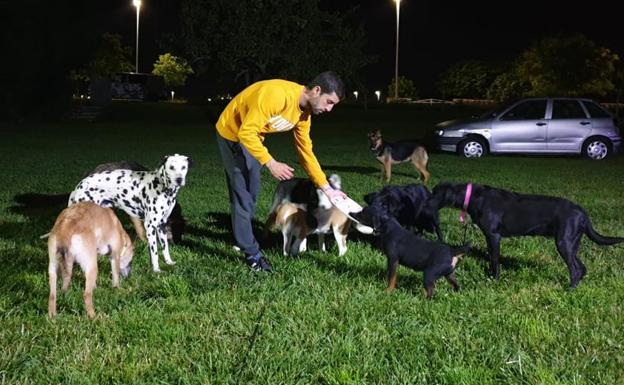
[516,34,619,97]
[437,60,503,99]
[165,0,372,92]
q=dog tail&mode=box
[585,219,624,246]
[451,242,472,257]
[263,211,278,238]
[267,185,285,216]
[263,187,284,241]
[450,242,471,268]
[40,232,51,239]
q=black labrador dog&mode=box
[363,184,442,240]
[429,182,624,287]
[354,204,470,298]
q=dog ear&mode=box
[375,129,381,136]
[328,174,341,190]
[186,156,194,168]
[158,155,170,168]
[363,192,377,205]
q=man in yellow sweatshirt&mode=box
[216,71,347,271]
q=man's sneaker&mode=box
[246,253,272,272]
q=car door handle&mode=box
[580,121,591,125]
[536,122,547,126]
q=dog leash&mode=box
[460,183,473,244]
[234,277,294,384]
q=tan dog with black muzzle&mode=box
[46,202,133,319]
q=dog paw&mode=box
[165,260,176,265]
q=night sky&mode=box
[99,0,622,96]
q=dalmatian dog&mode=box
[68,154,192,272]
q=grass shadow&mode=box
[467,246,546,276]
[9,192,68,223]
[322,164,421,180]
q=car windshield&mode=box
[479,102,514,119]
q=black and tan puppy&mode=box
[363,184,442,240]
[367,130,430,183]
[356,204,470,299]
[429,182,624,287]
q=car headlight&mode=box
[435,129,444,136]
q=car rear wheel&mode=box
[582,137,611,160]
[458,138,487,158]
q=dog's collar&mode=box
[459,183,472,224]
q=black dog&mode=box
[363,184,442,240]
[88,161,186,245]
[367,130,430,183]
[429,182,624,287]
[356,204,470,299]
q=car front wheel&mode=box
[582,138,611,160]
[458,138,487,158]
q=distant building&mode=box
[90,73,166,105]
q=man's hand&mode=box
[265,159,294,181]
[321,185,346,201]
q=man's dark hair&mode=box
[307,71,345,100]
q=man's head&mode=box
[305,71,345,115]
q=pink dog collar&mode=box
[459,183,472,224]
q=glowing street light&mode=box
[353,91,359,100]
[375,90,381,101]
[133,0,142,73]
[393,0,402,101]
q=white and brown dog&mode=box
[266,174,351,256]
[68,154,191,272]
[269,202,351,257]
[47,202,133,319]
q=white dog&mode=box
[68,154,191,272]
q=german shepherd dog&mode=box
[367,130,430,183]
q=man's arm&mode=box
[293,122,346,199]
[237,87,294,180]
[292,121,327,187]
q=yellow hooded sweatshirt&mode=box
[216,79,327,187]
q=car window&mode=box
[500,100,547,121]
[480,102,514,119]
[582,101,612,118]
[552,100,587,119]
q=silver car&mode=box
[435,98,621,160]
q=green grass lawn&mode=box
[1,102,623,384]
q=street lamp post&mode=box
[133,0,142,73]
[394,0,401,101]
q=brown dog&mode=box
[367,130,430,183]
[47,202,133,319]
